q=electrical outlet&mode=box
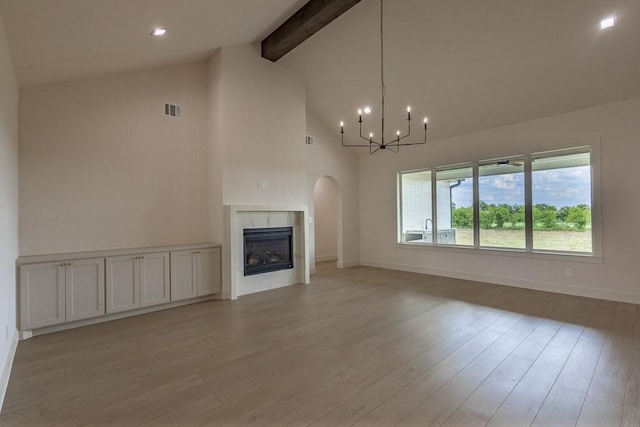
[565,268,573,278]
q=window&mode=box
[399,170,432,242]
[532,152,592,253]
[398,147,594,255]
[436,167,474,246]
[478,160,525,249]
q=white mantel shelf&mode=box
[224,205,310,300]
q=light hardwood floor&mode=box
[1,262,638,426]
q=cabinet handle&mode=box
[140,256,145,259]
[60,263,65,267]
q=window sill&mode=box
[395,241,603,263]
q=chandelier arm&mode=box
[342,139,373,148]
[342,126,373,148]
[396,141,427,146]
[394,119,412,141]
[358,120,381,146]
[393,129,428,146]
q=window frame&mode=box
[397,145,601,259]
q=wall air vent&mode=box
[305,135,314,146]
[164,102,182,118]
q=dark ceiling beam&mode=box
[262,0,362,62]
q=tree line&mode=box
[452,202,591,231]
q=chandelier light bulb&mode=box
[396,130,400,136]
[369,133,374,138]
[358,109,362,115]
[424,117,428,123]
[407,106,411,112]
[340,121,344,127]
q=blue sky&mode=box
[451,166,591,208]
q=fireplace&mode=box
[243,227,293,276]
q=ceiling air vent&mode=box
[164,102,182,118]
[305,135,314,146]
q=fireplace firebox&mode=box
[243,227,293,276]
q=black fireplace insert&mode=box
[243,227,293,276]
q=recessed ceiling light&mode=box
[600,16,616,30]
[151,27,167,37]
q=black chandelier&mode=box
[340,0,428,154]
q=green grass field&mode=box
[454,228,592,252]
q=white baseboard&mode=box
[315,255,337,262]
[0,328,18,412]
[21,294,220,339]
[360,259,640,305]
[337,259,359,268]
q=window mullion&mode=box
[472,163,479,248]
[397,174,403,243]
[524,154,533,252]
[431,169,437,244]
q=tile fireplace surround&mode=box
[224,205,310,299]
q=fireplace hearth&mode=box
[243,227,293,276]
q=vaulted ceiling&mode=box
[0,0,307,86]
[1,0,639,143]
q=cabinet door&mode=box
[106,255,139,313]
[19,262,66,329]
[170,250,197,301]
[140,252,170,307]
[197,248,221,296]
[66,258,105,322]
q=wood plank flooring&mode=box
[1,262,638,426]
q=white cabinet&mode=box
[106,252,170,313]
[19,262,65,329]
[65,258,106,322]
[170,248,221,301]
[20,258,105,329]
[198,247,222,297]
[106,255,139,313]
[18,243,221,333]
[140,252,171,307]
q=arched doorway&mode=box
[313,176,339,265]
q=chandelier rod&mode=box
[380,0,385,147]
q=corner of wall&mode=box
[0,329,18,411]
[0,7,20,412]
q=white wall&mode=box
[208,45,360,291]
[19,62,210,255]
[313,176,339,262]
[360,97,640,303]
[305,111,359,268]
[210,44,308,209]
[0,9,19,409]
